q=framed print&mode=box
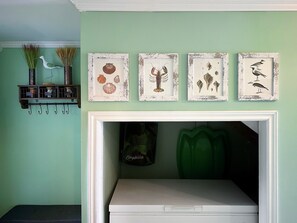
[238,53,279,101]
[188,53,228,101]
[88,53,129,101]
[139,53,178,101]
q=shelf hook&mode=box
[66,104,70,114]
[54,104,58,114]
[28,105,32,115]
[46,103,49,115]
[38,103,42,115]
[62,103,65,114]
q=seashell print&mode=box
[213,81,220,92]
[97,74,106,84]
[103,63,116,74]
[197,80,203,93]
[103,83,116,94]
[114,75,120,83]
[204,73,213,90]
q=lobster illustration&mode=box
[150,65,168,92]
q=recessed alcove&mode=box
[87,111,278,223]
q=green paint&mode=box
[0,48,81,216]
[81,12,297,223]
[1,11,297,223]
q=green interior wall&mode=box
[0,48,81,217]
[81,12,297,223]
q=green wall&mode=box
[0,48,81,217]
[81,12,297,223]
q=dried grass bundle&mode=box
[56,47,77,67]
[23,44,39,69]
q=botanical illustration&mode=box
[238,53,279,101]
[188,53,228,101]
[88,53,129,101]
[139,53,178,101]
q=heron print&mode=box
[240,54,276,99]
[249,59,269,94]
[238,53,279,101]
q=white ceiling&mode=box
[0,0,80,43]
[2,0,297,46]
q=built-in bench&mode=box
[0,205,81,223]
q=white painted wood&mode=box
[88,117,120,223]
[87,110,278,223]
[110,179,257,212]
[110,179,258,223]
[71,0,297,12]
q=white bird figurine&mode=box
[39,56,62,69]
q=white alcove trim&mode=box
[87,110,278,223]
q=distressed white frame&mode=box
[88,53,129,101]
[88,110,278,223]
[238,53,279,101]
[188,53,228,101]
[139,53,178,101]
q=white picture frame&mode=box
[188,53,229,101]
[88,53,129,101]
[139,53,179,101]
[238,53,279,101]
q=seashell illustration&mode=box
[213,81,220,92]
[204,73,213,90]
[97,74,106,84]
[103,63,116,74]
[207,62,212,70]
[103,83,116,94]
[197,80,203,93]
[114,75,120,83]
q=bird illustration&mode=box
[250,60,265,70]
[251,67,266,81]
[248,82,269,93]
[39,56,62,69]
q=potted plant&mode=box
[23,44,39,85]
[56,47,77,85]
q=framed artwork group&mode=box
[88,52,279,102]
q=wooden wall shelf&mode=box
[18,85,81,109]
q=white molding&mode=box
[87,110,278,223]
[0,41,80,49]
[71,0,297,11]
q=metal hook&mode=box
[28,105,32,115]
[46,103,49,115]
[66,104,69,114]
[38,104,42,115]
[62,103,65,114]
[54,104,58,114]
